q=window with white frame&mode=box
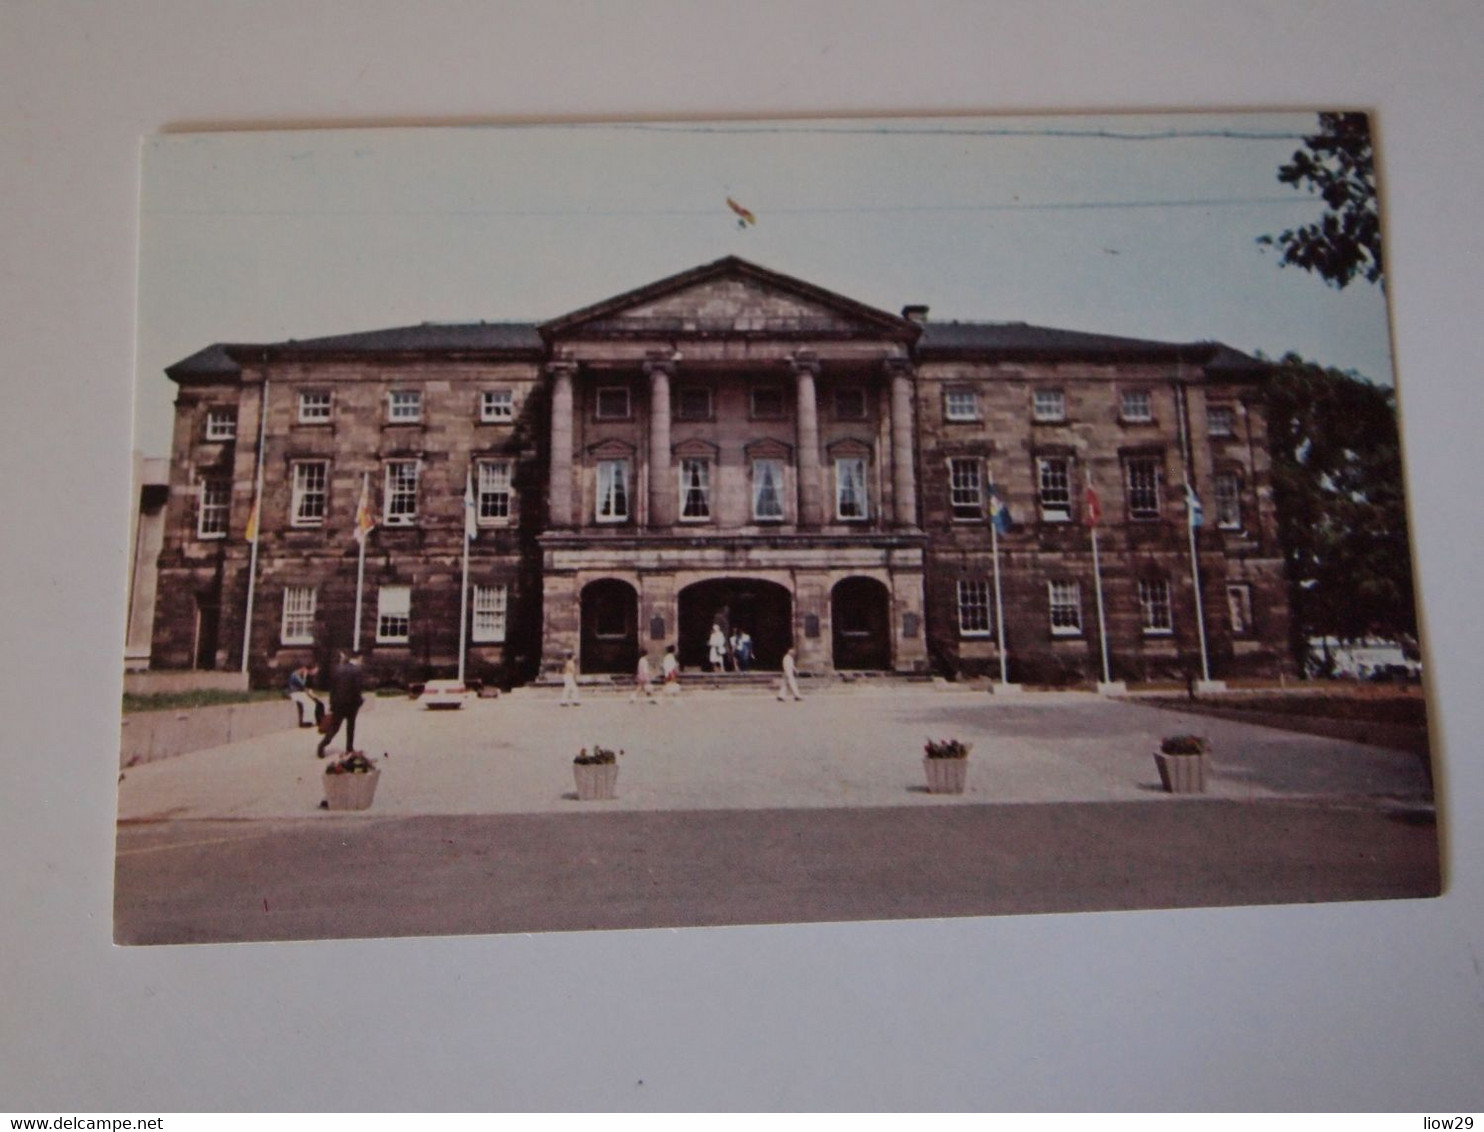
[1208,404,1236,437]
[1214,470,1242,529]
[197,478,230,538]
[1125,456,1162,520]
[1139,578,1173,634]
[751,458,785,521]
[205,408,237,441]
[948,457,984,520]
[1120,389,1153,422]
[595,386,630,420]
[376,585,410,643]
[678,458,711,521]
[480,389,514,422]
[387,390,422,422]
[290,460,328,526]
[1049,580,1083,636]
[834,457,869,520]
[477,459,512,523]
[281,586,316,645]
[298,391,331,423]
[472,584,508,643]
[1036,456,1072,522]
[383,460,418,525]
[834,387,867,421]
[596,459,630,523]
[1227,584,1253,635]
[675,386,712,421]
[944,387,979,422]
[1033,388,1066,422]
[957,579,992,636]
[750,385,787,420]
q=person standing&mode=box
[559,652,581,706]
[777,646,803,702]
[661,644,681,701]
[736,630,754,674]
[707,622,726,673]
[287,663,321,728]
[316,653,365,757]
[629,652,658,703]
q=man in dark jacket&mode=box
[316,653,365,758]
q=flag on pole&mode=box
[244,494,260,542]
[464,468,478,541]
[1084,477,1102,526]
[987,484,1012,534]
[726,196,757,228]
[1185,482,1204,529]
[353,475,375,545]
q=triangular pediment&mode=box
[541,257,918,341]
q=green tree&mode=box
[1264,354,1415,663]
[1258,111,1383,289]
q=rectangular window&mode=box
[387,390,422,422]
[197,478,230,538]
[383,460,419,525]
[1208,404,1236,437]
[752,458,785,521]
[281,586,316,645]
[298,391,331,423]
[290,460,328,526]
[376,585,410,643]
[834,387,867,420]
[948,458,983,520]
[944,387,979,422]
[1033,388,1066,422]
[834,457,869,520]
[1048,580,1083,636]
[477,459,512,523]
[205,408,237,441]
[1120,389,1153,422]
[596,459,630,523]
[480,389,514,422]
[1126,456,1162,520]
[1139,578,1173,635]
[678,458,711,521]
[750,385,787,420]
[472,584,508,643]
[1214,470,1242,529]
[1227,584,1253,635]
[957,579,992,636]
[675,386,712,421]
[1036,456,1072,522]
[595,386,630,420]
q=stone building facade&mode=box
[149,257,1290,687]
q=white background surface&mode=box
[3,1,1482,1111]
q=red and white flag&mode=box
[1084,476,1102,526]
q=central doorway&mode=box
[831,576,892,670]
[579,578,639,674]
[677,578,792,671]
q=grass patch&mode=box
[122,689,286,714]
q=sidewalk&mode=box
[114,686,1435,822]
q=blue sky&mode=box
[135,112,1396,456]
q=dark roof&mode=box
[165,344,243,382]
[277,321,543,354]
[917,320,1265,373]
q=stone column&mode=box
[645,355,675,528]
[793,351,823,527]
[547,360,576,527]
[886,356,918,528]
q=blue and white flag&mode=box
[988,484,1012,534]
[1185,482,1204,529]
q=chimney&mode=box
[901,304,929,325]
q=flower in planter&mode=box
[573,745,622,766]
[923,738,971,759]
[326,751,378,775]
[1159,734,1208,756]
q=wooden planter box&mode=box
[323,766,380,811]
[574,761,619,801]
[1154,751,1208,794]
[923,756,968,795]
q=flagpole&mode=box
[1087,471,1112,686]
[990,510,1008,686]
[240,376,269,675]
[1187,482,1212,683]
[458,468,473,684]
[353,472,368,654]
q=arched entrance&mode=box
[579,578,639,675]
[677,577,792,671]
[831,576,892,670]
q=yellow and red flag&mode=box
[726,196,756,228]
[354,475,375,545]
